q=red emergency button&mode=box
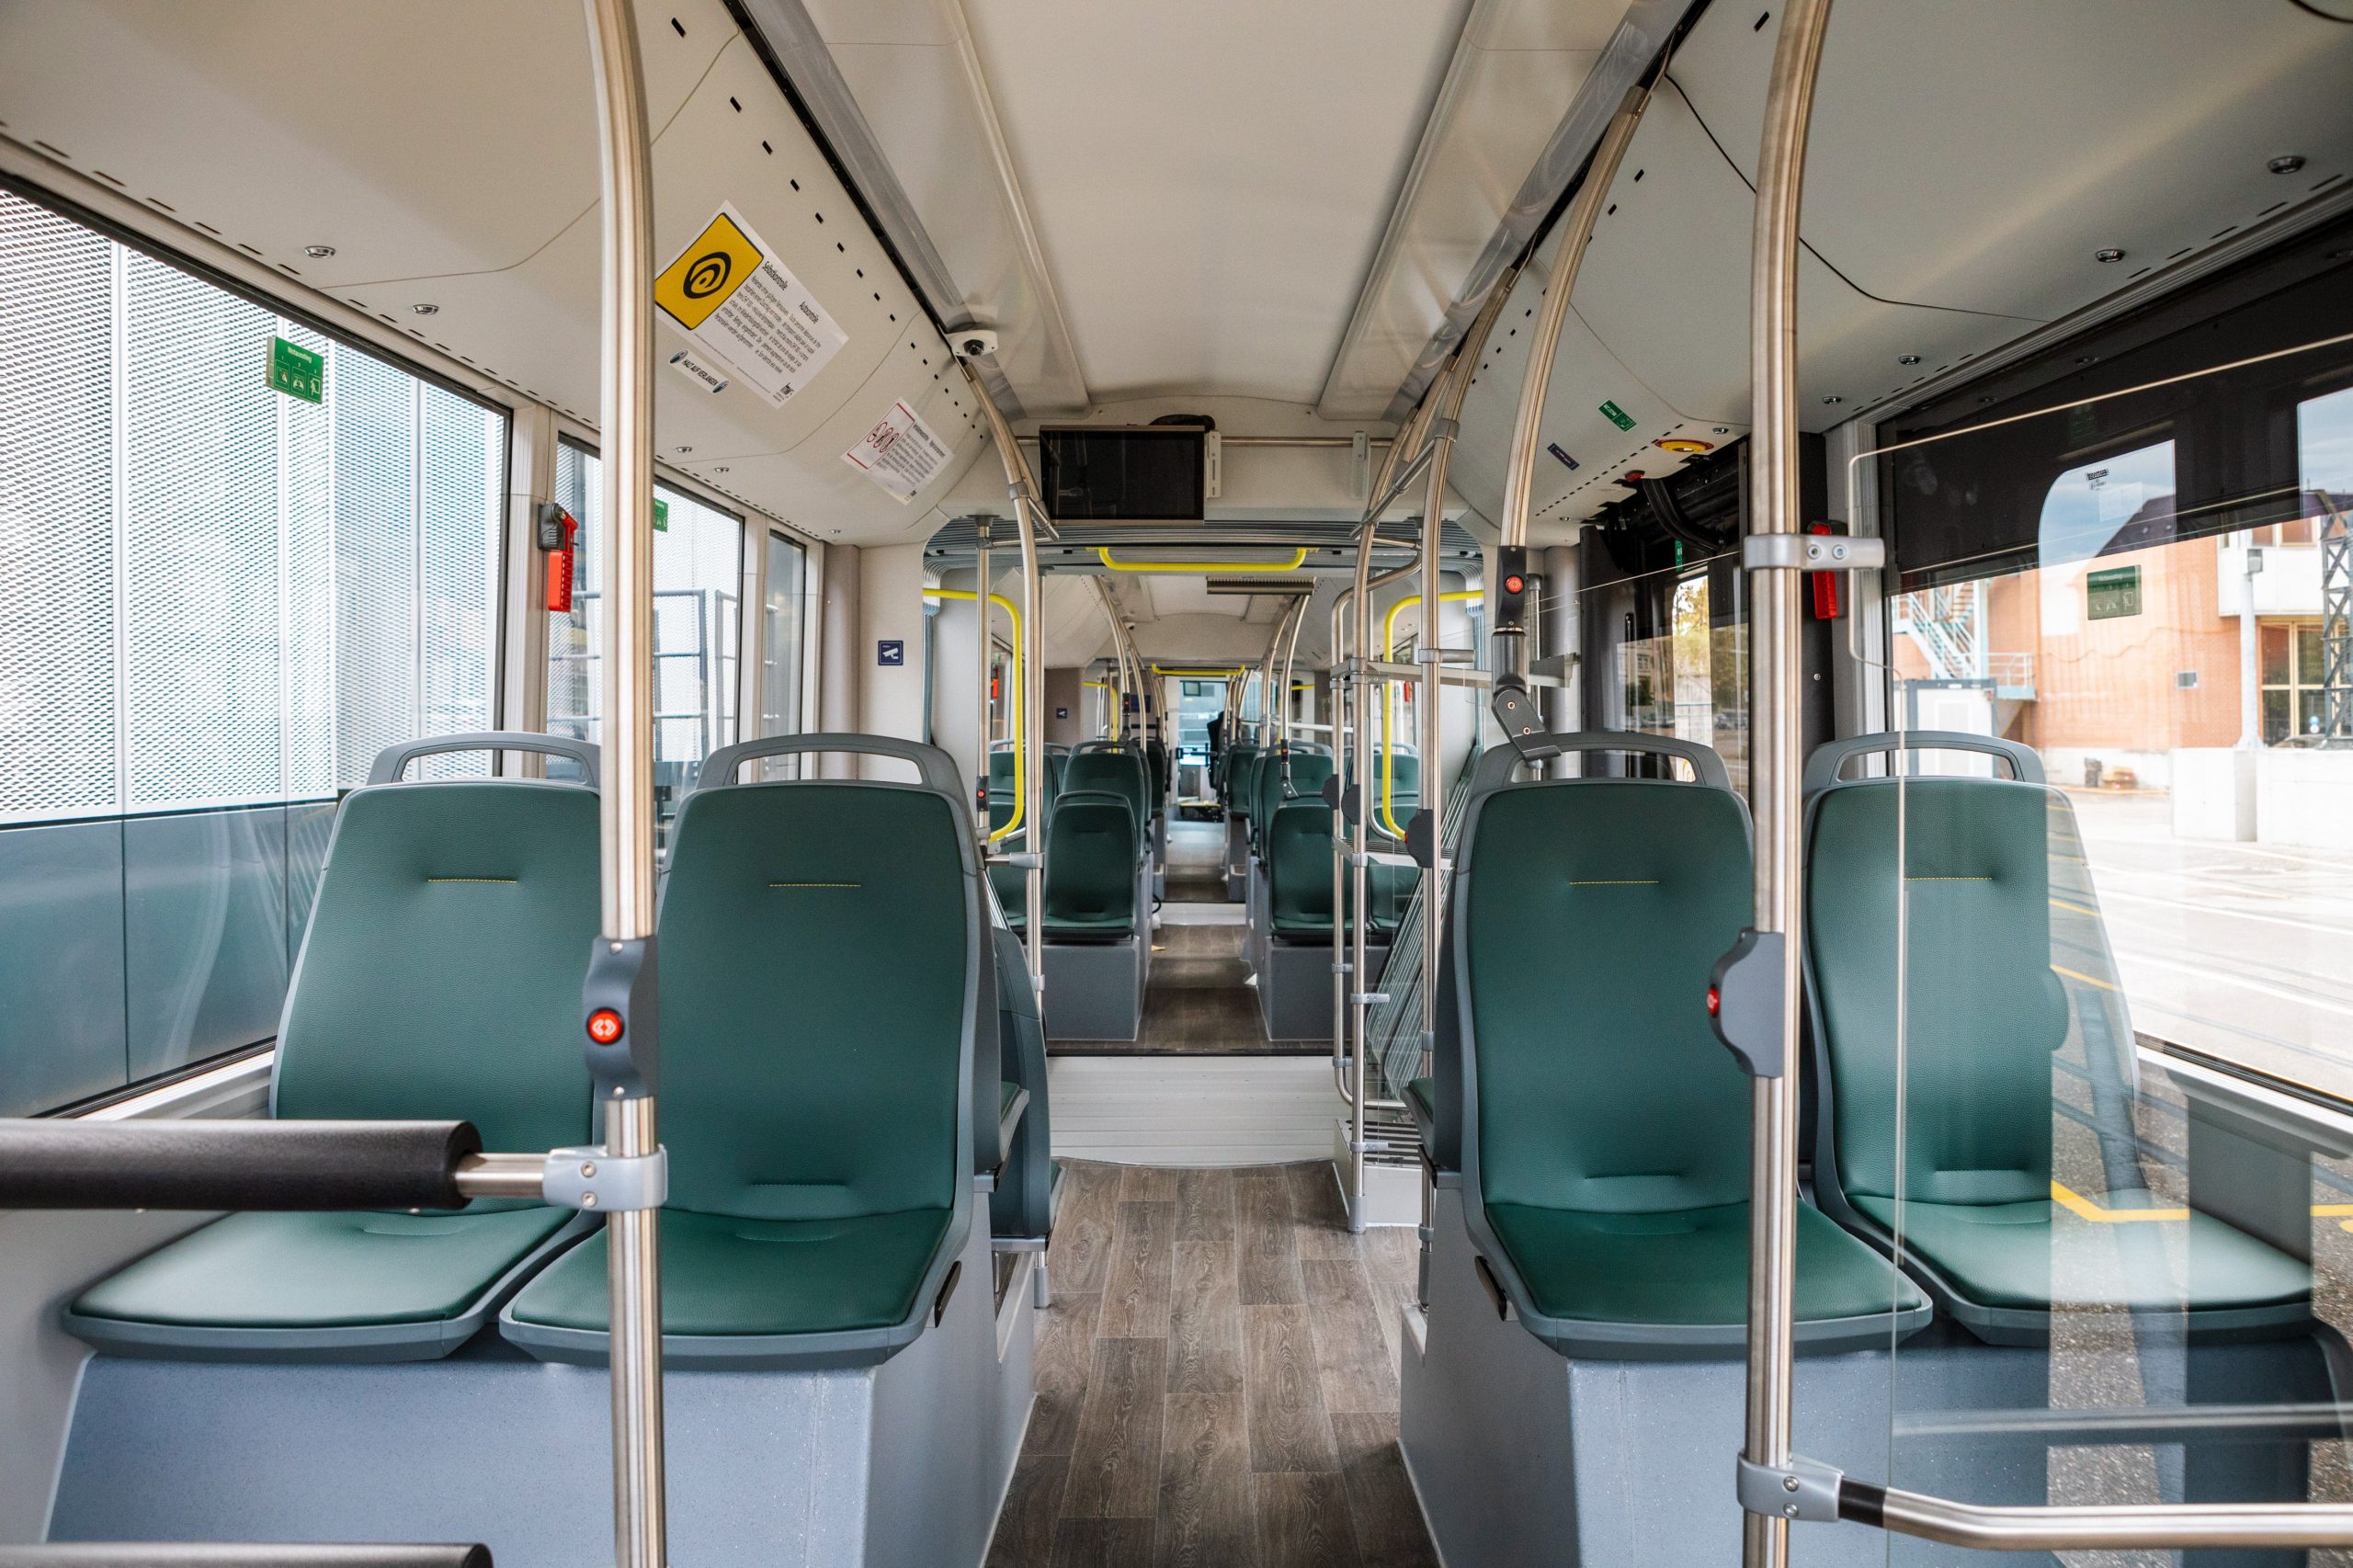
[1502,574,1527,596]
[1706,987,1722,1017]
[586,1007,625,1045]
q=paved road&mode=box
[2063,789,2353,1099]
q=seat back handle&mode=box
[698,733,965,799]
[1469,730,1733,794]
[367,732,599,788]
[1802,730,2043,796]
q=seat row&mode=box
[1406,726,2311,1358]
[986,738,1166,1039]
[69,731,1056,1366]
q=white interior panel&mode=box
[953,0,1472,404]
[0,0,722,289]
[1674,0,2353,322]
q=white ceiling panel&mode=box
[955,0,1473,404]
[1674,0,2353,323]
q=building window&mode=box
[0,188,506,1113]
[2259,619,2325,743]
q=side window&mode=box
[545,441,744,827]
[0,189,506,1113]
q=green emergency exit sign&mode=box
[1599,399,1637,432]
[2087,564,2141,620]
[653,498,669,533]
[267,335,324,403]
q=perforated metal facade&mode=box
[0,190,506,824]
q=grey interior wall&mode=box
[818,541,861,779]
[1043,668,1085,745]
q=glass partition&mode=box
[1832,324,2353,1559]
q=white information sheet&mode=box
[842,399,953,503]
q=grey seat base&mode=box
[50,1210,1033,1568]
[1224,816,1250,902]
[1257,933,1385,1043]
[1403,1187,2341,1568]
[1042,936,1146,1041]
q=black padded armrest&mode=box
[0,1119,482,1211]
[0,1549,491,1568]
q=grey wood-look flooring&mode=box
[987,1159,1436,1568]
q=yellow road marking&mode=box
[2051,963,2118,993]
[2051,1181,2187,1222]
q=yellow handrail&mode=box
[1096,547,1308,574]
[1379,589,1483,837]
[926,588,1024,842]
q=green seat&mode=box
[990,927,1057,1244]
[1224,746,1262,820]
[1267,799,1345,940]
[1250,750,1332,861]
[1041,794,1139,939]
[67,764,600,1361]
[503,1209,950,1343]
[505,741,976,1369]
[1063,748,1151,843]
[1404,1076,1438,1165]
[1805,733,2313,1344]
[1439,733,1927,1358]
[987,788,1029,927]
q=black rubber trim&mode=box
[1838,1479,1887,1529]
[933,1259,963,1326]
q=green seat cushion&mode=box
[1488,1200,1924,1328]
[1850,1196,2311,1314]
[74,1207,569,1329]
[507,1207,950,1338]
[1405,1076,1435,1125]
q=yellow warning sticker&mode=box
[653,203,847,408]
[655,210,763,330]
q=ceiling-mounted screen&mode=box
[1039,426,1206,521]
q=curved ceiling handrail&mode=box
[1095,547,1308,574]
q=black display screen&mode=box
[1039,426,1206,521]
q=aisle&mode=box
[984,1160,1436,1568]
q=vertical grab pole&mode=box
[579,4,666,1568]
[962,367,1049,989]
[1739,6,1833,1568]
[976,533,993,829]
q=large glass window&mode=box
[1891,407,2353,1098]
[546,440,742,824]
[760,530,808,741]
[0,188,506,1113]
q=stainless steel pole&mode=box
[1740,6,1832,1568]
[976,537,993,827]
[962,367,1049,987]
[580,2,666,1566]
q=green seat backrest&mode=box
[657,782,971,1220]
[1063,751,1149,835]
[1043,797,1138,928]
[986,789,1029,918]
[1373,752,1421,817]
[275,781,597,1156]
[1461,780,1753,1213]
[1267,801,1340,934]
[989,750,1017,791]
[1808,778,2071,1209]
[1252,753,1332,856]
[1225,747,1262,815]
[1144,740,1170,806]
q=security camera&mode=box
[952,326,999,360]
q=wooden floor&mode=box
[987,1159,1436,1568]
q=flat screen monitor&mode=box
[1039,426,1206,521]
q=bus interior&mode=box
[3,1,2353,1565]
